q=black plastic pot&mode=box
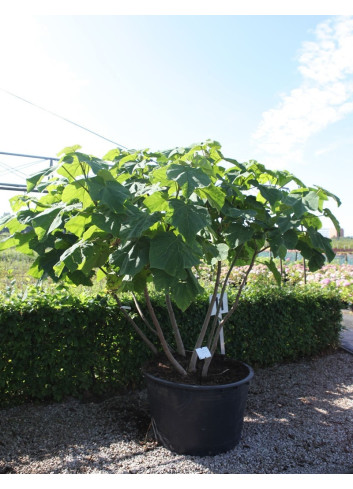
[144,361,254,456]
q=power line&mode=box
[0,158,52,178]
[0,158,47,178]
[0,152,58,181]
[0,161,27,178]
[1,88,129,150]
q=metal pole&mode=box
[0,151,59,161]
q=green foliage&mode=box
[0,140,342,379]
[0,141,340,306]
[0,286,342,407]
[0,288,153,407]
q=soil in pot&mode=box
[143,352,250,386]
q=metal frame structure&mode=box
[0,151,59,192]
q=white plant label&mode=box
[195,347,212,360]
[210,293,228,316]
[219,328,225,355]
[209,293,227,355]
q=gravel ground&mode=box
[0,349,352,475]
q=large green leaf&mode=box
[144,191,169,213]
[103,148,121,161]
[256,184,283,206]
[57,156,86,181]
[169,199,211,241]
[307,228,335,262]
[323,208,341,236]
[62,180,94,207]
[214,243,229,261]
[283,229,298,249]
[222,204,257,220]
[27,166,55,192]
[57,145,82,156]
[296,238,314,260]
[0,235,18,251]
[59,241,84,272]
[149,232,201,276]
[110,238,150,276]
[282,194,307,218]
[171,270,204,311]
[197,185,226,211]
[302,191,320,212]
[120,269,150,294]
[13,230,37,255]
[58,152,109,180]
[119,211,162,241]
[90,211,122,236]
[32,206,64,241]
[152,268,203,310]
[65,214,92,237]
[302,214,322,230]
[0,215,26,235]
[276,216,301,234]
[308,250,326,272]
[66,270,94,286]
[166,164,211,198]
[151,269,183,291]
[29,248,64,281]
[263,258,281,286]
[79,241,111,276]
[225,223,254,248]
[314,186,341,207]
[86,176,130,212]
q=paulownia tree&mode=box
[0,140,341,378]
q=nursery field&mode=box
[331,237,353,250]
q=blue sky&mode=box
[1,8,353,235]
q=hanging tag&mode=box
[219,327,225,355]
[195,347,212,360]
[210,293,228,316]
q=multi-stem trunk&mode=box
[188,248,244,374]
[201,249,258,378]
[188,261,222,373]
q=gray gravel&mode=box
[1,349,352,474]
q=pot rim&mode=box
[143,361,254,391]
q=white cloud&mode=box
[252,16,353,167]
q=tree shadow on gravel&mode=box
[0,390,157,474]
[191,352,353,475]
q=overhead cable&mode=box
[1,88,129,150]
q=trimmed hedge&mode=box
[0,286,343,407]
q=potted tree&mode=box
[0,140,340,455]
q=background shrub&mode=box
[0,285,343,407]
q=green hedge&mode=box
[0,286,343,407]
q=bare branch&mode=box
[144,288,187,377]
[166,294,186,357]
[112,293,158,355]
[207,246,244,349]
[132,293,158,337]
